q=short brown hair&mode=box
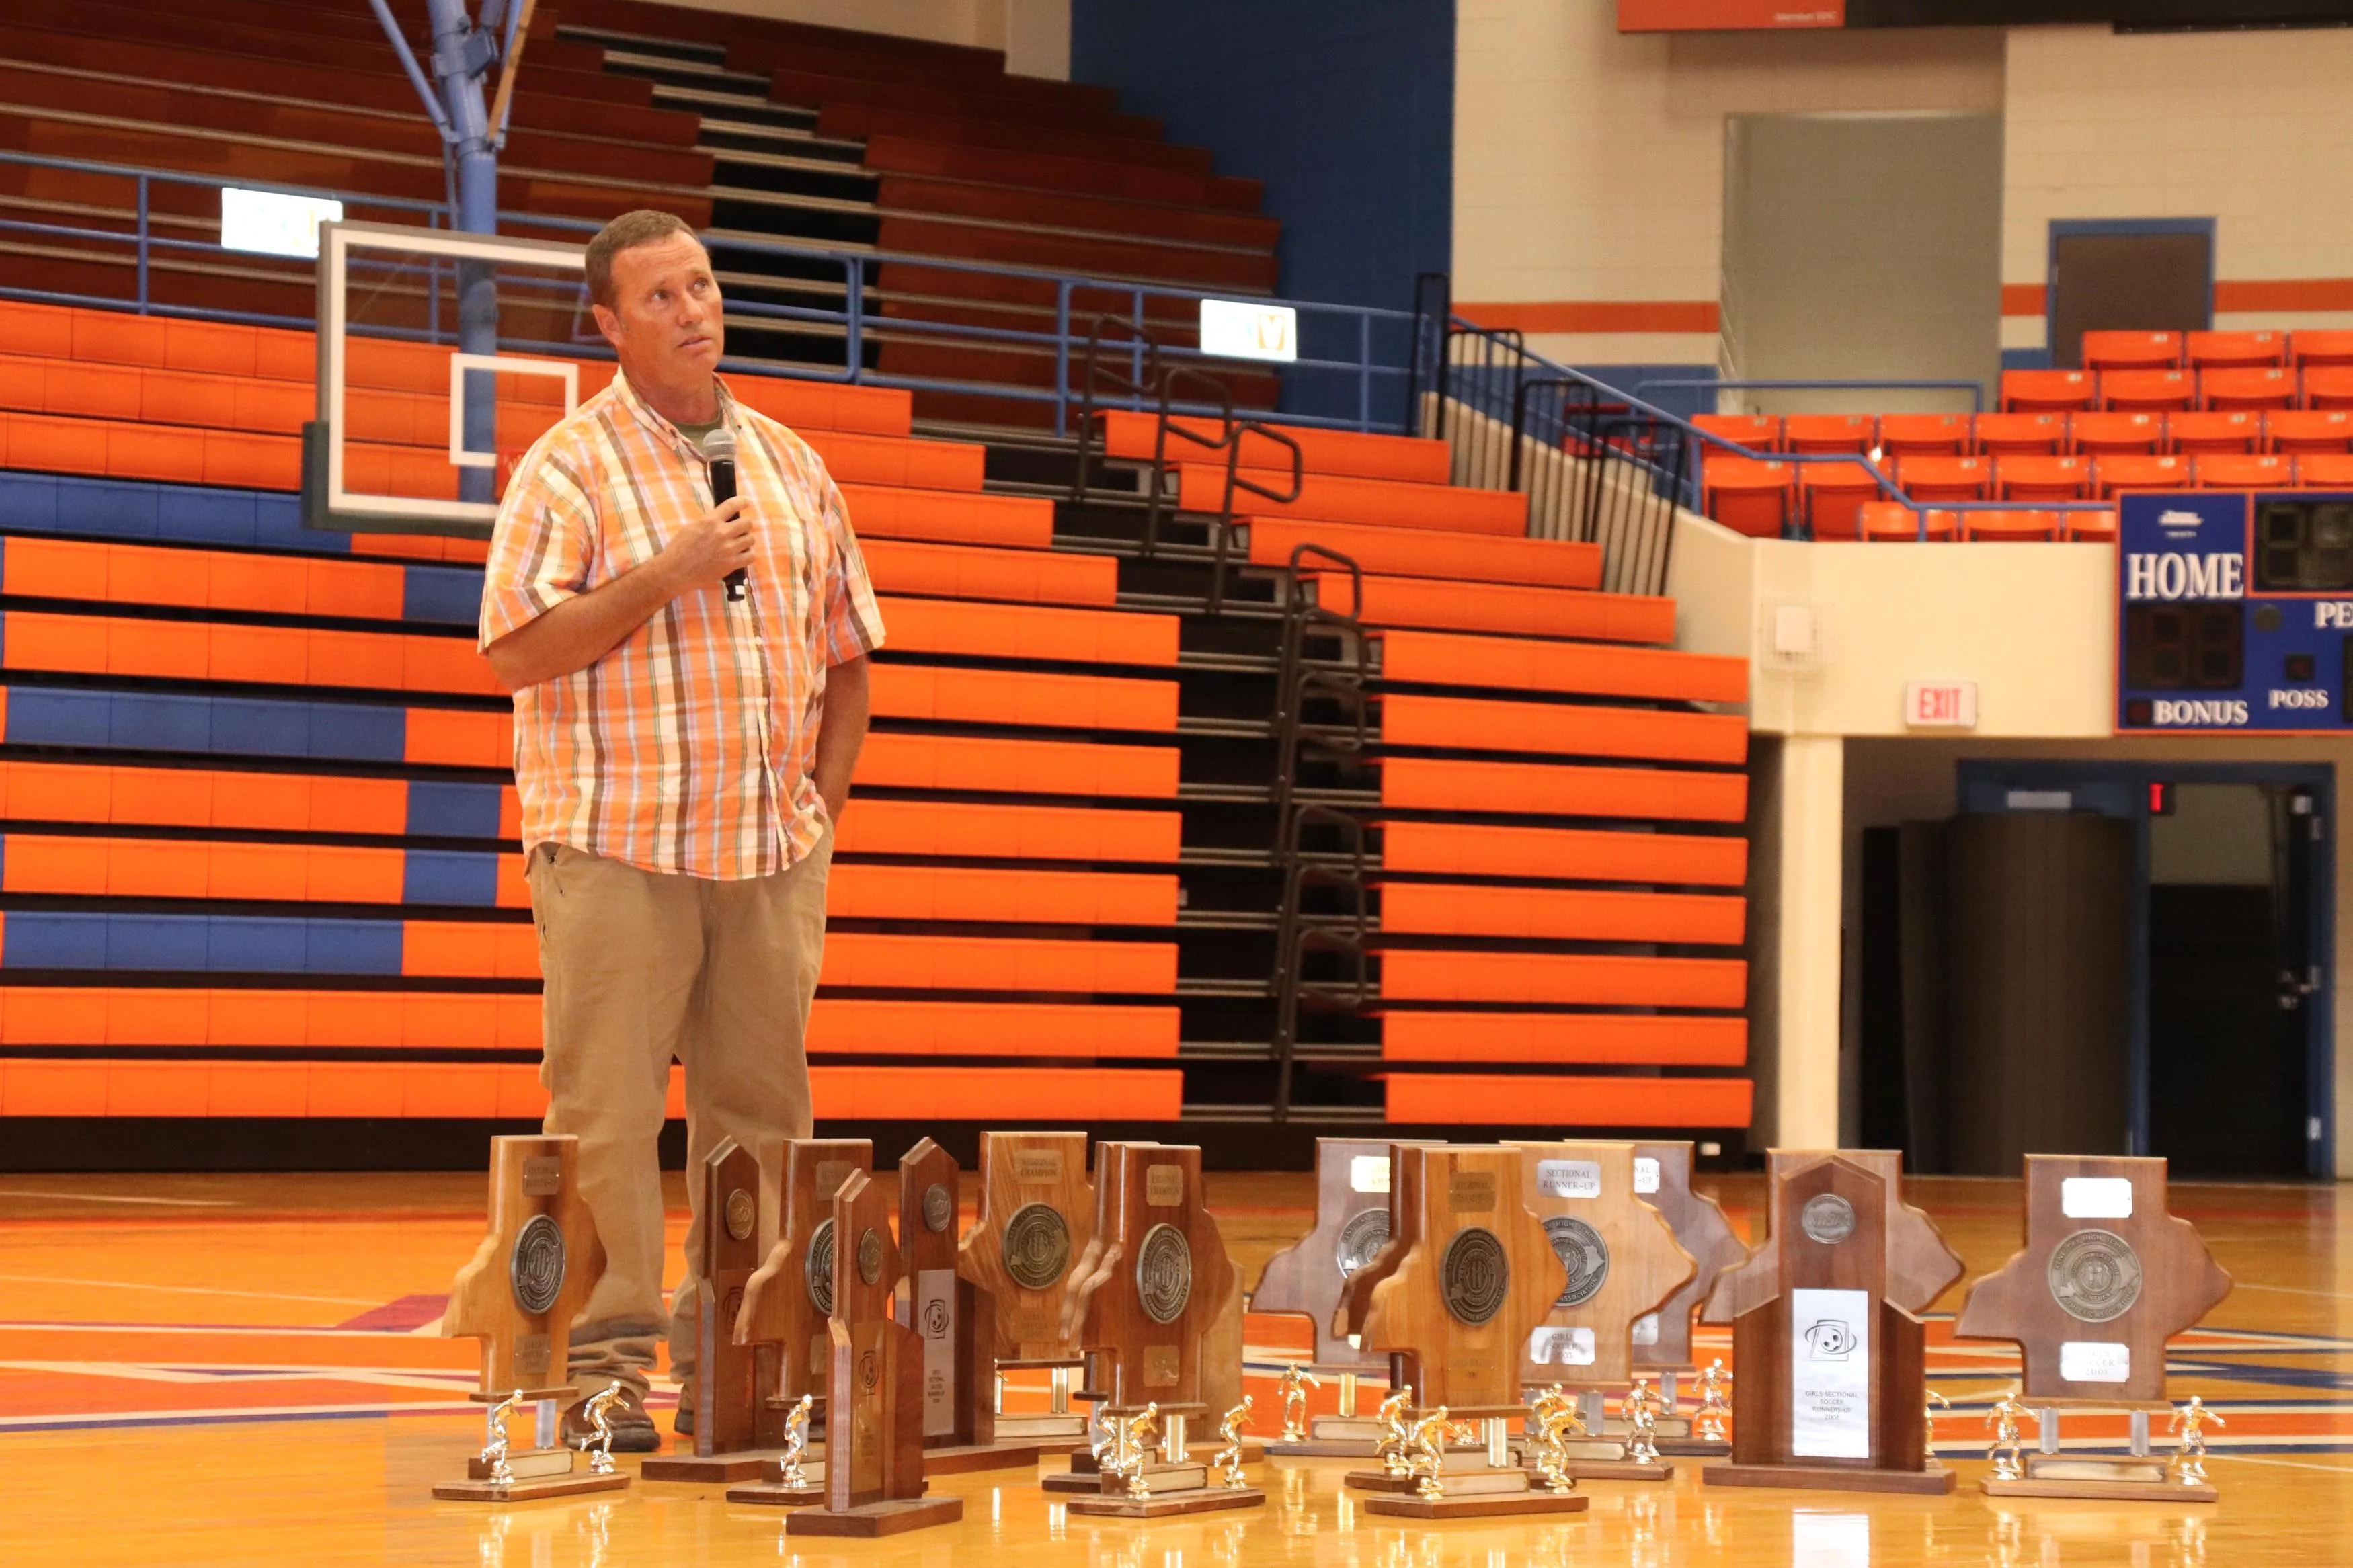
[585,209,697,309]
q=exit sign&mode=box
[1905,681,1977,729]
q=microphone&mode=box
[701,425,746,602]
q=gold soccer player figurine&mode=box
[579,1385,625,1476]
[1626,1377,1663,1464]
[1277,1364,1321,1442]
[1112,1404,1163,1500]
[1406,1407,1475,1500]
[1985,1386,2032,1481]
[1373,1383,1415,1477]
[1923,1389,1951,1467]
[778,1393,814,1489]
[2170,1397,2225,1486]
[1213,1398,1252,1489]
[1529,1385,1585,1495]
[477,1389,525,1487]
[1693,1358,1732,1443]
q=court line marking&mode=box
[0,1274,378,1307]
[2212,1452,2353,1472]
[0,1188,240,1208]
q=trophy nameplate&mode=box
[784,1171,963,1538]
[434,1135,628,1501]
[955,1131,1094,1446]
[737,1138,871,1433]
[896,1137,1042,1475]
[640,1137,783,1483]
[1348,1145,1585,1520]
[1956,1155,2232,1503]
[1509,1139,1696,1481]
[1703,1153,1955,1495]
[1060,1143,1263,1518]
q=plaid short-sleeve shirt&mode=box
[479,370,885,880]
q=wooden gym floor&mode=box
[0,1169,2346,1565]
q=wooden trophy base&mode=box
[786,1495,965,1537]
[1558,1458,1675,1483]
[924,1439,1045,1475]
[641,1449,787,1483]
[1983,1454,2215,1504]
[719,1455,828,1505]
[435,1446,631,1503]
[1068,1484,1265,1519]
[1706,1462,1959,1495]
[993,1412,1090,1447]
[1657,1438,1733,1458]
[1365,1489,1591,1520]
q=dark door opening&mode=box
[2048,224,2213,370]
[2147,784,2316,1176]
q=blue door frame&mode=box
[1956,759,2334,1176]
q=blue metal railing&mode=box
[0,149,1416,436]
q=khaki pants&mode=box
[524,834,831,1402]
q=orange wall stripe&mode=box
[1454,301,1721,335]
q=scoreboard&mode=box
[2116,490,2353,734]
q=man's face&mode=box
[593,231,724,382]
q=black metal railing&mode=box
[1267,544,1377,1122]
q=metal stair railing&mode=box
[1269,542,1370,844]
[1203,419,1303,614]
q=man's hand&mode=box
[653,496,755,595]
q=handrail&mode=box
[1143,364,1239,561]
[1269,542,1369,847]
[1638,376,1987,413]
[1268,801,1373,1124]
[0,147,1419,435]
[1205,421,1302,616]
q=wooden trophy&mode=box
[955,1130,1095,1446]
[784,1170,965,1538]
[641,1137,781,1483]
[434,1135,628,1501]
[1632,1140,1748,1456]
[724,1137,869,1501]
[1058,1143,1263,1518]
[1702,1153,1954,1494]
[1253,1138,1409,1454]
[1041,1138,1148,1493]
[1955,1155,2232,1502]
[897,1137,1041,1474]
[1510,1139,1696,1482]
[1348,1144,1587,1520]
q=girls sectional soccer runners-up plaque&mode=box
[2117,489,2353,733]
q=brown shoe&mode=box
[563,1384,660,1454]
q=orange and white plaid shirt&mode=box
[479,370,885,880]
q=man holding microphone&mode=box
[479,209,884,1449]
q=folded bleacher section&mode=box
[1696,329,2353,540]
[0,0,1279,427]
[0,299,1184,1132]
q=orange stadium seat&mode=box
[2081,330,2182,370]
[1891,455,1989,501]
[2298,453,2353,489]
[1782,413,1876,454]
[2268,410,2353,454]
[2001,370,2095,413]
[1974,412,2067,456]
[1691,413,1780,453]
[1853,502,1957,541]
[2306,367,2353,409]
[2291,331,2353,368]
[2067,509,2120,541]
[1876,413,1970,456]
[2093,453,2190,497]
[1701,454,1794,537]
[1798,460,1886,537]
[2167,411,2262,453]
[2069,411,2164,454]
[2200,367,2297,411]
[2195,453,2291,489]
[2101,370,2195,412]
[2186,330,2284,369]
[1996,454,2088,501]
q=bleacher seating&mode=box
[0,296,1189,1124]
[0,0,1281,426]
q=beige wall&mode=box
[620,0,1072,79]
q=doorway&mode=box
[1860,762,2332,1177]
[2046,220,2214,371]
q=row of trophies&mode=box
[432,1132,2234,1530]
